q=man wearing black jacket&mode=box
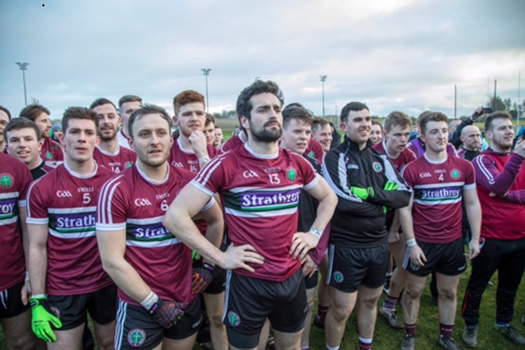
[322,102,411,350]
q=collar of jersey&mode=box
[135,162,170,185]
[244,143,279,159]
[176,137,196,155]
[64,160,98,178]
[96,145,121,156]
[423,152,448,164]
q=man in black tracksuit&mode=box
[322,102,411,350]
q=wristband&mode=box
[140,291,159,310]
[309,227,323,238]
[25,271,30,281]
[31,294,47,300]
[406,239,417,247]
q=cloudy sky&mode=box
[1,0,524,121]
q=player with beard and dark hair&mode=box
[163,80,337,350]
[90,98,136,173]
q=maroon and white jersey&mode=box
[220,133,245,153]
[373,141,416,173]
[97,164,210,305]
[40,138,64,164]
[192,143,319,282]
[402,154,475,244]
[0,153,32,291]
[93,146,136,174]
[168,138,219,173]
[26,162,114,295]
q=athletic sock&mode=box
[301,346,310,350]
[405,323,417,337]
[326,345,339,350]
[382,295,399,310]
[358,336,373,350]
[496,321,510,328]
[385,272,392,284]
[439,323,454,338]
[317,305,329,320]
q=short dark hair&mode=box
[90,98,117,110]
[340,102,369,123]
[282,105,313,129]
[173,90,205,115]
[384,111,411,133]
[419,111,448,135]
[485,111,512,132]
[5,117,41,140]
[128,104,172,140]
[118,95,142,109]
[19,104,50,121]
[0,105,12,120]
[416,111,432,126]
[205,113,215,127]
[236,80,284,123]
[62,107,98,133]
[312,117,330,134]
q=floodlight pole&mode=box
[201,68,212,112]
[320,75,327,117]
[16,62,29,106]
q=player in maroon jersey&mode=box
[168,90,218,172]
[27,107,116,349]
[373,111,416,330]
[461,112,525,347]
[398,112,481,350]
[204,114,217,146]
[6,118,56,179]
[117,95,142,150]
[97,105,225,350]
[312,117,333,153]
[164,80,337,350]
[90,98,136,173]
[19,104,64,165]
[0,152,38,349]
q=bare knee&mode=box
[438,287,457,301]
[5,336,34,350]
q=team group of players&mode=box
[0,79,524,350]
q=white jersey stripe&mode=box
[98,175,124,225]
[475,155,494,185]
[224,207,298,218]
[195,154,223,184]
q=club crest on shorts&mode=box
[333,271,344,283]
[227,311,241,327]
[372,162,383,173]
[410,262,420,271]
[127,328,146,347]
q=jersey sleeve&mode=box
[473,153,524,196]
[17,161,33,208]
[26,178,50,225]
[190,154,226,197]
[96,174,127,231]
[463,160,476,189]
[401,162,416,190]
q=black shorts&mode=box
[403,238,467,277]
[115,296,202,350]
[47,284,117,330]
[0,280,30,318]
[304,269,319,290]
[327,243,389,293]
[224,269,307,349]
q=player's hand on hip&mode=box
[408,245,427,266]
[301,254,318,278]
[31,296,63,343]
[467,239,480,260]
[223,244,265,272]
[189,131,208,158]
[290,232,319,261]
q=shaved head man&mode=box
[458,125,481,161]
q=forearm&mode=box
[19,209,30,273]
[309,193,337,235]
[399,207,415,241]
[465,201,481,242]
[102,257,151,302]
[502,190,525,204]
[28,245,47,295]
[389,210,401,234]
[164,211,225,267]
[475,153,524,195]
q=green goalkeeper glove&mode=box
[351,186,375,200]
[384,180,399,191]
[31,296,62,343]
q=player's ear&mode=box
[240,115,249,130]
[95,135,101,147]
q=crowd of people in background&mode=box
[0,80,524,350]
